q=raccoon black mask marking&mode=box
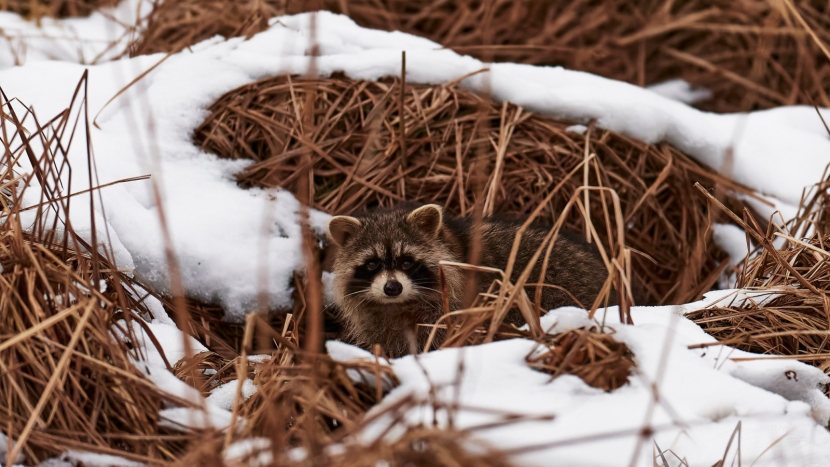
[327,204,610,357]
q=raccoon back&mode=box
[443,215,611,311]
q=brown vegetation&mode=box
[527,327,635,391]
[193,74,762,307]
[687,167,830,374]
[0,0,116,18]
[128,0,830,113]
[0,78,198,465]
[128,0,288,56]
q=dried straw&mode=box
[173,351,256,396]
[0,226,194,464]
[301,0,830,113]
[0,80,197,464]
[177,422,516,467]
[128,0,288,56]
[129,0,830,113]
[194,74,759,307]
[527,327,635,392]
[687,167,830,374]
[240,349,398,445]
[0,0,115,18]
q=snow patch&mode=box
[326,297,830,466]
[646,79,712,104]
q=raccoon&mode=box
[326,204,611,357]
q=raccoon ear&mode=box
[407,204,443,237]
[328,216,362,246]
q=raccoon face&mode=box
[328,205,448,307]
[347,251,429,303]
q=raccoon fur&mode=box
[327,203,610,357]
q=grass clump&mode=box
[687,168,830,374]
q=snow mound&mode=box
[336,294,830,466]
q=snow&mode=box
[711,223,749,288]
[0,0,148,68]
[338,294,830,467]
[565,124,588,135]
[646,79,712,105]
[224,438,273,467]
[1,6,830,467]
[59,452,142,467]
[712,223,750,267]
[0,432,24,466]
[208,379,258,410]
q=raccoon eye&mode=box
[401,259,414,270]
[366,260,380,271]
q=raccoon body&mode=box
[327,204,610,357]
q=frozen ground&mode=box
[1,7,830,467]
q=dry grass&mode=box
[173,351,256,397]
[193,73,761,307]
[127,0,830,113]
[128,0,288,56]
[5,0,803,461]
[300,0,830,113]
[527,327,635,392]
[0,70,517,467]
[0,0,116,18]
[172,303,524,467]
[240,346,398,445]
[687,166,830,374]
[178,422,517,467]
[0,225,194,465]
[0,77,203,464]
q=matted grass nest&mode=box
[686,169,830,373]
[194,74,760,307]
[134,0,830,113]
[527,327,635,392]
[0,0,116,18]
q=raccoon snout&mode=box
[383,281,403,297]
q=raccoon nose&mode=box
[383,280,403,297]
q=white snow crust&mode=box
[0,0,148,68]
[341,295,830,467]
